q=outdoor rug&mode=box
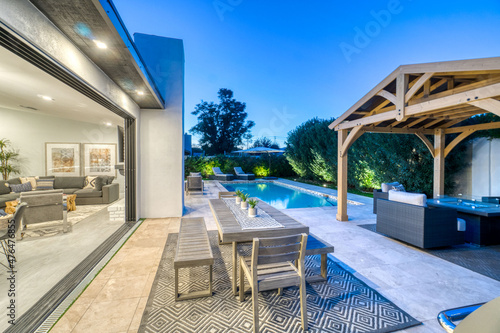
[359,223,500,282]
[139,231,421,333]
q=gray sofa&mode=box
[376,198,464,249]
[0,176,119,208]
[372,189,389,214]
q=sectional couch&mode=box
[0,175,119,209]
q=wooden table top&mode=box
[209,199,309,243]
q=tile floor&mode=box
[51,180,500,332]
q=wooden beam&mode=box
[403,117,428,128]
[439,117,469,128]
[336,110,398,130]
[413,79,447,99]
[433,129,445,198]
[396,74,408,121]
[377,90,397,105]
[405,72,434,102]
[340,126,364,157]
[337,129,348,221]
[444,130,477,158]
[406,82,500,117]
[423,80,431,98]
[364,126,434,135]
[415,133,435,158]
[469,98,500,117]
[444,121,500,134]
[423,118,446,129]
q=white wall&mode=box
[471,138,500,197]
[0,107,125,190]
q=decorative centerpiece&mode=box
[240,193,249,209]
[248,199,258,217]
[235,190,243,204]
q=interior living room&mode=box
[0,0,185,331]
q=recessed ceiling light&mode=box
[105,122,112,127]
[94,40,107,49]
[37,94,54,101]
[137,91,144,95]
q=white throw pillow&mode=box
[20,176,39,190]
[381,182,400,192]
[388,190,427,207]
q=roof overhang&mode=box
[29,0,165,109]
[329,57,500,135]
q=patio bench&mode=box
[174,217,214,301]
[305,234,335,283]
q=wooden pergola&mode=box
[329,57,500,221]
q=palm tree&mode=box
[0,139,20,180]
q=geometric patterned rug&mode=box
[359,223,500,282]
[139,231,421,333]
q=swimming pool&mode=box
[221,182,336,209]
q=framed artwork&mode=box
[83,143,117,176]
[45,143,81,176]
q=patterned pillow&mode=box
[391,184,406,192]
[84,176,104,191]
[36,178,55,190]
[10,182,32,193]
[20,176,39,190]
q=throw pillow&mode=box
[381,182,400,192]
[0,180,10,195]
[10,182,32,193]
[84,176,98,189]
[391,184,406,192]
[20,176,39,190]
[107,176,115,184]
[36,178,55,190]
[190,172,202,177]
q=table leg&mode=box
[321,254,327,279]
[232,242,238,296]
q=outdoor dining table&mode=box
[208,198,309,296]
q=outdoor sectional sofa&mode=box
[0,176,119,209]
[376,192,464,249]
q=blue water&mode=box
[222,182,336,209]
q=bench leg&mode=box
[175,265,214,301]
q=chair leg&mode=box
[252,287,259,333]
[299,278,308,330]
[239,259,245,302]
[278,288,283,296]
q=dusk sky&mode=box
[115,0,500,147]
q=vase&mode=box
[235,196,241,204]
[248,207,257,217]
[240,201,248,209]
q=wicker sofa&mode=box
[1,176,119,208]
[376,197,464,248]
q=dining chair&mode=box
[238,233,308,333]
[0,202,27,269]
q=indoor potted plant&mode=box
[235,190,243,204]
[240,193,249,209]
[248,199,258,217]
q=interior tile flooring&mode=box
[51,181,500,332]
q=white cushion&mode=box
[388,190,427,207]
[381,182,399,192]
[20,176,39,190]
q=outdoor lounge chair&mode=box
[185,175,204,195]
[238,233,309,333]
[234,167,255,180]
[209,167,234,181]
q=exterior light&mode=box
[137,91,144,95]
[94,40,107,49]
[323,184,327,187]
[38,94,54,101]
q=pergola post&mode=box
[433,128,445,198]
[337,129,348,221]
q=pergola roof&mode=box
[329,57,500,135]
[330,56,500,222]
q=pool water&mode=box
[222,182,336,209]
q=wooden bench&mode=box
[305,234,335,283]
[174,217,214,301]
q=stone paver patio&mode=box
[51,180,500,332]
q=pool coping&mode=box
[215,179,364,206]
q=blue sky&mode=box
[114,0,500,147]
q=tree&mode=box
[253,137,280,149]
[243,133,253,149]
[0,139,20,180]
[190,89,255,155]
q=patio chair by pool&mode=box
[234,167,255,180]
[210,167,234,181]
[239,233,308,333]
[185,175,204,195]
[438,296,500,333]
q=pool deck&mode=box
[51,179,500,332]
